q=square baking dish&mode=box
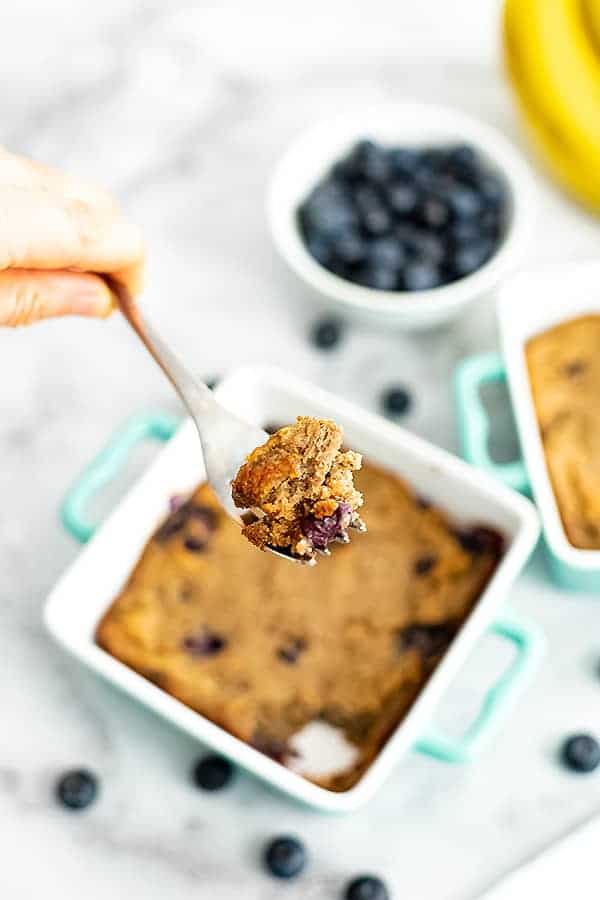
[455,260,600,592]
[45,366,541,812]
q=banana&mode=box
[503,0,600,214]
[581,0,600,54]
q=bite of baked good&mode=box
[231,416,365,561]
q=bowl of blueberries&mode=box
[267,102,536,330]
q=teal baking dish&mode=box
[455,261,600,592]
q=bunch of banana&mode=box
[503,0,600,214]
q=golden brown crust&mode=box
[97,461,502,791]
[231,416,363,557]
[526,314,600,549]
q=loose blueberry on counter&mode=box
[345,875,390,900]
[311,318,344,350]
[382,386,412,417]
[562,734,600,773]
[56,769,98,811]
[192,754,234,791]
[264,836,307,879]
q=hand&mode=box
[0,147,144,326]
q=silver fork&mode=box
[111,283,309,565]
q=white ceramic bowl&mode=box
[46,367,541,812]
[267,102,536,330]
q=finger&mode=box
[0,147,144,295]
[0,269,114,326]
[0,147,120,218]
[0,185,145,295]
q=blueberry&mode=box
[420,148,446,171]
[452,240,494,277]
[454,526,504,556]
[264,836,307,879]
[277,637,307,664]
[300,182,357,237]
[332,154,363,183]
[331,230,367,265]
[325,257,350,278]
[345,875,390,900]
[448,186,483,220]
[400,624,454,658]
[382,386,412,416]
[389,147,420,178]
[305,235,332,267]
[192,754,234,791]
[356,264,398,291]
[395,224,443,262]
[394,223,422,256]
[562,734,600,773]
[311,318,343,350]
[402,260,442,291]
[479,209,502,239]
[419,195,450,229]
[448,219,481,247]
[56,769,98,811]
[361,204,393,237]
[368,237,405,270]
[412,230,445,264]
[478,173,506,209]
[348,140,392,184]
[353,184,381,213]
[447,143,478,171]
[414,554,438,575]
[386,182,418,217]
[182,630,226,657]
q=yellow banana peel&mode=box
[503,0,600,214]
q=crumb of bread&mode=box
[231,416,364,559]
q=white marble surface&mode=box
[3,2,600,898]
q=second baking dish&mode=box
[455,260,600,591]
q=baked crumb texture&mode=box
[526,314,600,549]
[231,416,365,561]
[97,460,503,792]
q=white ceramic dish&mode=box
[455,260,600,591]
[45,367,541,812]
[267,102,536,330]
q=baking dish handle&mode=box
[60,412,180,543]
[454,353,530,494]
[415,612,543,764]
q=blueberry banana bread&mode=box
[526,314,600,549]
[97,460,503,791]
[231,416,365,561]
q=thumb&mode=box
[0,269,114,326]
